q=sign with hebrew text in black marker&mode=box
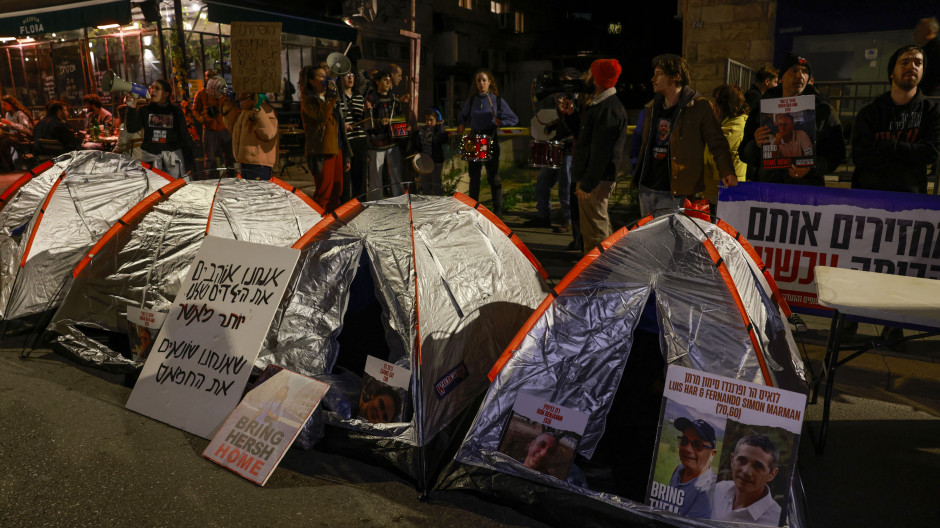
[126,236,300,439]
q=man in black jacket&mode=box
[572,59,628,253]
[740,53,845,186]
[852,45,940,193]
[34,100,82,153]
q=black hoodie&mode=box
[851,90,940,193]
[740,84,845,186]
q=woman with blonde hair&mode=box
[703,84,749,206]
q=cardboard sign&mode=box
[647,365,806,526]
[497,393,588,481]
[718,183,940,312]
[230,21,282,94]
[760,95,816,169]
[126,236,300,439]
[203,369,329,486]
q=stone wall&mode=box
[682,0,776,97]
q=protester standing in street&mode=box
[571,59,628,252]
[300,65,351,212]
[125,79,195,179]
[457,69,519,217]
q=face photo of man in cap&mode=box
[666,416,719,518]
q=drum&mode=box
[411,153,434,174]
[527,139,564,169]
[390,121,410,138]
[459,134,492,162]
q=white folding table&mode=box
[811,266,940,453]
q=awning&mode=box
[0,0,131,38]
[206,0,356,42]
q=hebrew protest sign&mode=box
[647,365,806,526]
[126,236,300,439]
[203,368,329,485]
[718,182,940,312]
[230,21,282,94]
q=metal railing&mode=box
[725,59,755,91]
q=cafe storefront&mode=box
[0,0,356,121]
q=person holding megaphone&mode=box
[124,78,195,179]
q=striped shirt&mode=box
[340,91,366,141]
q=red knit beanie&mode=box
[591,59,622,90]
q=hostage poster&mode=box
[647,365,806,526]
[203,368,329,485]
[497,392,588,481]
[760,95,815,169]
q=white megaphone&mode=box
[326,52,351,76]
[100,69,149,98]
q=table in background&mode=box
[278,128,308,175]
[811,266,940,453]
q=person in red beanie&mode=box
[633,54,737,216]
[571,58,629,253]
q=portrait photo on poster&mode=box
[647,398,725,519]
[496,392,588,481]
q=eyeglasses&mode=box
[677,436,714,450]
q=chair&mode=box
[277,129,309,175]
[36,139,65,162]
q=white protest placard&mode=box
[126,236,300,439]
[203,369,329,486]
[364,355,410,390]
[646,365,806,526]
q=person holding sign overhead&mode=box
[457,69,519,217]
[740,53,845,186]
[125,78,195,179]
[221,92,279,180]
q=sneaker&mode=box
[523,217,551,228]
[553,221,571,233]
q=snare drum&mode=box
[390,121,410,138]
[459,134,492,162]
[527,140,565,169]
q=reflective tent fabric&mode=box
[0,160,64,317]
[451,212,808,528]
[1,152,174,322]
[48,177,323,372]
[258,194,550,448]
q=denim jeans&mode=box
[535,153,572,224]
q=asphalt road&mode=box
[1,183,938,527]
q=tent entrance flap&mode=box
[335,252,392,375]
